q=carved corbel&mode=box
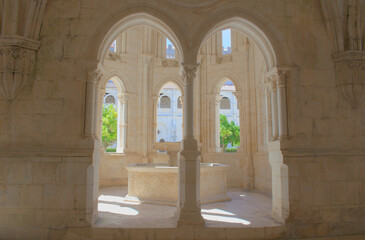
[0,46,36,100]
[333,51,365,109]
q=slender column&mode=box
[270,80,279,140]
[117,94,129,152]
[232,91,243,152]
[152,96,159,143]
[265,86,273,141]
[177,63,204,227]
[85,67,103,137]
[215,95,223,152]
[97,88,105,141]
[276,72,288,138]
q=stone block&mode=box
[20,185,43,208]
[300,182,313,207]
[312,181,330,206]
[44,0,81,18]
[226,228,266,240]
[91,228,114,240]
[66,210,89,227]
[7,162,32,184]
[57,162,88,185]
[330,181,347,205]
[74,185,87,209]
[43,185,74,209]
[32,162,57,184]
[14,227,48,240]
[6,185,20,207]
[35,209,67,228]
[154,228,177,240]
[0,209,35,228]
[347,181,362,205]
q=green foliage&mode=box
[224,148,237,152]
[219,114,240,152]
[102,104,118,150]
[106,148,116,152]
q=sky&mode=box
[222,29,231,49]
[166,38,173,48]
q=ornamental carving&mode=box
[0,47,36,100]
[333,52,365,109]
[181,64,199,84]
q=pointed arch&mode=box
[85,11,187,64]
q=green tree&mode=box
[220,114,240,151]
[102,104,118,149]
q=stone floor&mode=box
[95,186,282,228]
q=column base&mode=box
[177,207,205,227]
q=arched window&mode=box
[156,82,182,142]
[177,96,182,109]
[160,96,171,108]
[218,79,240,152]
[166,38,175,59]
[220,97,230,109]
[102,80,119,153]
[109,40,116,52]
[105,95,116,104]
[159,139,165,142]
[222,29,231,54]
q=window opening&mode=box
[222,29,231,55]
[102,80,118,152]
[219,80,239,152]
[109,40,116,52]
[156,82,182,142]
[220,97,230,109]
[160,96,171,108]
[166,38,175,59]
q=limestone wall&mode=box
[0,0,364,239]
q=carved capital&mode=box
[87,64,104,85]
[180,63,199,84]
[215,95,223,104]
[0,46,36,100]
[333,51,365,109]
[265,67,290,88]
[232,91,242,104]
[117,93,129,104]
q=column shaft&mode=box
[177,63,204,227]
[276,73,288,138]
[270,81,279,140]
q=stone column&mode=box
[97,87,106,141]
[270,79,279,140]
[265,86,273,141]
[117,93,128,153]
[85,67,103,137]
[232,91,243,152]
[152,96,159,143]
[177,63,204,227]
[276,71,288,138]
[215,95,223,152]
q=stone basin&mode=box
[125,162,230,206]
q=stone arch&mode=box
[189,9,292,68]
[154,77,184,98]
[210,72,241,96]
[100,71,129,94]
[193,11,293,224]
[85,11,187,64]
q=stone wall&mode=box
[0,0,364,239]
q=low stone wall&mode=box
[99,153,141,187]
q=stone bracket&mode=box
[333,51,365,109]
